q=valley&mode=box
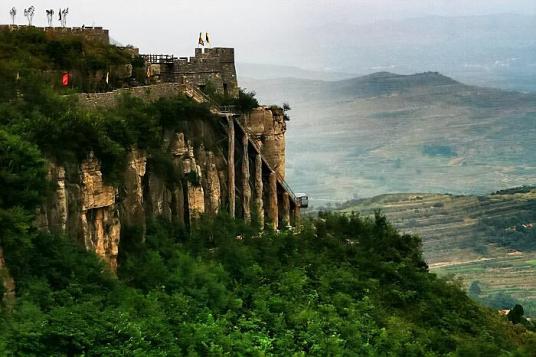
[242,72,536,205]
[336,188,536,314]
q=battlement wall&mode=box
[76,83,207,110]
[172,47,238,98]
[0,25,109,44]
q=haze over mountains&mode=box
[241,72,536,204]
[239,14,536,92]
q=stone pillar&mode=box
[227,116,235,218]
[205,152,221,215]
[267,171,278,230]
[121,149,146,232]
[0,246,15,310]
[254,154,264,228]
[293,205,301,228]
[52,165,68,232]
[242,133,251,223]
[281,192,290,228]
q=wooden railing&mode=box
[141,54,176,64]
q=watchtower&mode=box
[150,47,238,98]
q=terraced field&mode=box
[337,189,536,312]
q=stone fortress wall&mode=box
[0,25,110,44]
[145,47,239,99]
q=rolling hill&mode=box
[242,72,536,205]
[335,188,536,315]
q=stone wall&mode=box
[157,48,239,98]
[0,25,110,44]
[77,83,207,110]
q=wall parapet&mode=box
[76,83,209,109]
[0,25,110,44]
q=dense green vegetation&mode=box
[0,26,142,93]
[201,80,260,113]
[335,192,536,319]
[3,208,536,355]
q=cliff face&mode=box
[37,128,228,271]
[241,107,287,179]
[0,247,15,308]
[34,84,297,272]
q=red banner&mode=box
[61,72,70,87]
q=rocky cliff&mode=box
[36,127,227,271]
[29,79,299,273]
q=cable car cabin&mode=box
[296,193,309,208]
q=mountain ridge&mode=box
[242,72,536,203]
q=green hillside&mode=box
[336,188,536,315]
[242,73,536,204]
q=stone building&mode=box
[144,48,239,98]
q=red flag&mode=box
[61,72,70,87]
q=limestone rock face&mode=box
[254,154,264,228]
[79,154,121,271]
[202,151,221,215]
[80,207,121,271]
[0,247,15,309]
[242,107,286,179]
[241,134,251,223]
[36,163,68,233]
[121,149,147,229]
[169,132,188,157]
[147,174,173,220]
[32,126,233,271]
[80,156,116,211]
[267,172,278,230]
[187,181,205,220]
[52,165,69,231]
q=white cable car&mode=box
[296,193,309,208]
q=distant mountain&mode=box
[241,73,536,204]
[241,14,536,92]
[236,62,356,81]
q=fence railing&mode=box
[141,54,176,64]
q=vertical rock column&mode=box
[254,154,264,228]
[79,154,121,272]
[293,205,301,228]
[242,133,251,223]
[121,149,147,237]
[267,171,278,230]
[53,166,68,232]
[184,144,205,222]
[227,116,235,218]
[0,247,15,310]
[205,152,222,215]
[35,164,68,233]
[281,192,290,228]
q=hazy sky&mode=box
[3,1,536,66]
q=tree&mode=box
[508,304,525,325]
[468,281,482,297]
